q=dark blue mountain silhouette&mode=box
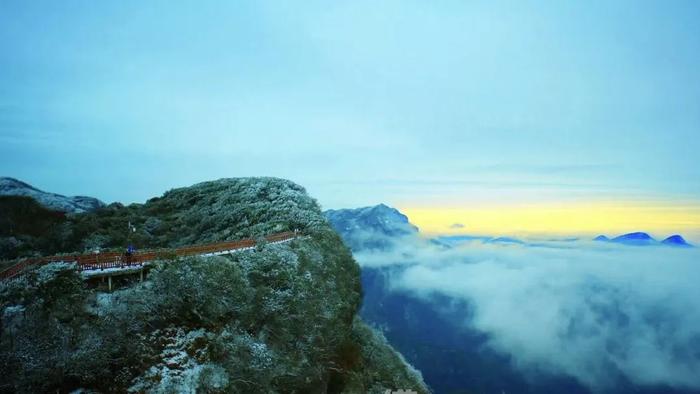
[594,232,693,248]
[661,235,692,247]
[611,232,655,245]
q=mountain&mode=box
[0,177,105,213]
[0,178,428,394]
[611,232,655,244]
[0,195,69,261]
[662,235,692,247]
[324,203,419,251]
[594,232,693,247]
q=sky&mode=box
[1,1,699,238]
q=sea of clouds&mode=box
[354,237,700,391]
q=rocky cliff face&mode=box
[0,178,428,394]
[0,177,105,213]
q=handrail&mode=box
[0,231,299,282]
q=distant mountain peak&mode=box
[0,177,105,213]
[614,232,653,240]
[595,231,692,248]
[325,203,418,232]
[324,203,419,251]
[610,232,655,245]
[661,235,692,247]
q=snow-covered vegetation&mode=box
[1,177,327,261]
[324,204,419,252]
[0,177,105,214]
[0,177,428,393]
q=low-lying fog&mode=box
[355,237,700,391]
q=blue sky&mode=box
[1,0,699,211]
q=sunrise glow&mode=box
[400,201,700,241]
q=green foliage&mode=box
[2,177,326,260]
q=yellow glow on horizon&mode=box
[399,201,700,241]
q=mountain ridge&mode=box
[594,232,693,247]
[0,177,105,213]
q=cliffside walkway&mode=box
[0,231,299,284]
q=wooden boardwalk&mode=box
[0,231,299,283]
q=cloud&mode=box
[354,239,700,390]
[449,223,465,229]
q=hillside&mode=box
[3,178,344,260]
[0,195,68,262]
[0,177,105,213]
[0,178,428,393]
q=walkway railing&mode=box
[0,231,299,282]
